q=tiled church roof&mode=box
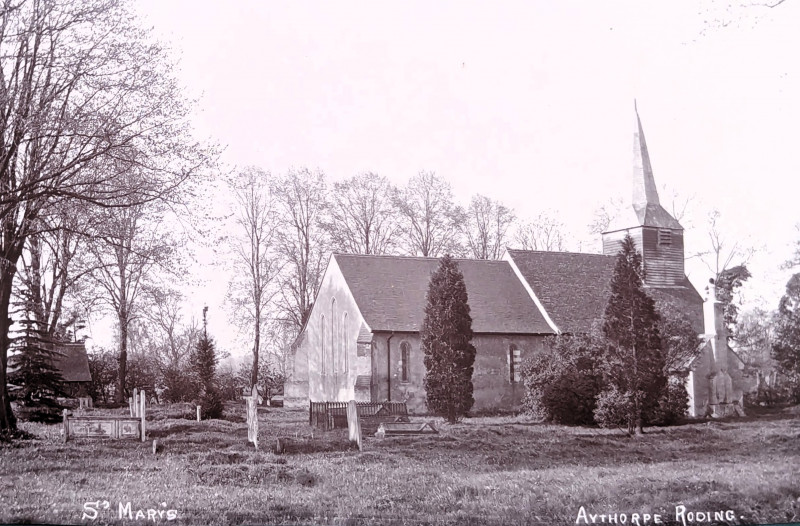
[507,250,616,333]
[506,249,704,334]
[334,254,554,335]
[647,281,705,334]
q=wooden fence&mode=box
[309,401,408,432]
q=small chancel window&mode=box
[400,341,410,382]
[658,229,672,246]
[342,312,348,373]
[321,314,326,374]
[509,344,522,383]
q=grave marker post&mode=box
[133,388,139,417]
[346,400,362,451]
[62,409,69,443]
[140,389,146,442]
[196,405,201,421]
[246,385,259,449]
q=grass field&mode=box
[1,403,798,526]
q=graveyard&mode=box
[0,402,798,525]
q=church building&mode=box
[284,107,747,417]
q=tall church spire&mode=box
[602,102,685,287]
[633,100,660,207]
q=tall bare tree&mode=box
[0,0,208,431]
[271,168,329,334]
[514,212,567,252]
[394,171,464,257]
[462,194,516,260]
[734,308,776,372]
[588,197,626,236]
[85,201,183,403]
[690,209,754,336]
[16,203,98,341]
[136,287,199,371]
[698,0,790,37]
[226,167,281,390]
[130,287,200,402]
[325,172,398,255]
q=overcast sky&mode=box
[90,0,800,357]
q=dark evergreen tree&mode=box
[772,273,800,403]
[421,255,476,423]
[657,301,703,377]
[599,234,666,435]
[7,302,65,412]
[191,309,223,418]
[521,329,604,425]
[650,302,700,426]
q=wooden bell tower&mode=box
[602,103,685,287]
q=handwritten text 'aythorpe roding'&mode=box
[82,501,178,521]
[576,505,737,526]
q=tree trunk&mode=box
[251,316,260,390]
[0,271,18,433]
[115,245,129,404]
[116,309,129,404]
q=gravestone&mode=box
[139,390,146,441]
[346,400,362,451]
[245,385,259,449]
[129,389,145,417]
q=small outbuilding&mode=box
[52,342,92,398]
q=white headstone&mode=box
[140,390,146,442]
[346,400,362,451]
[247,385,259,449]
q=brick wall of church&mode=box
[370,332,547,414]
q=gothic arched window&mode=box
[331,298,337,373]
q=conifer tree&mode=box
[421,255,476,423]
[599,234,665,435]
[192,308,223,419]
[7,301,65,410]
